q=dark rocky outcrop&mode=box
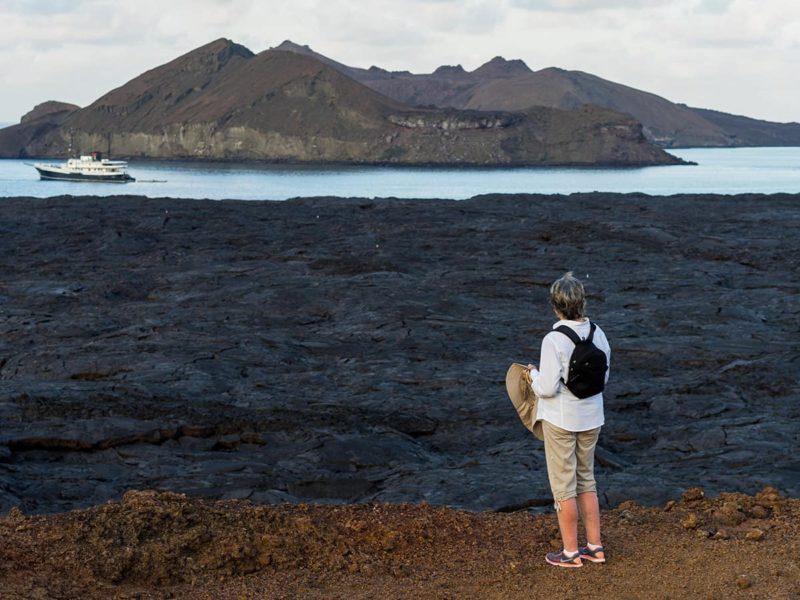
[20,101,80,124]
[0,100,80,158]
[0,38,679,166]
[0,193,798,516]
[471,56,533,79]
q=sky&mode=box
[1,0,799,125]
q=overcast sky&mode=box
[1,0,798,124]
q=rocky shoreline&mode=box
[0,192,798,515]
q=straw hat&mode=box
[505,363,543,440]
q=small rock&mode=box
[735,575,751,589]
[682,513,700,530]
[6,506,24,520]
[681,487,705,502]
[663,500,676,512]
[696,529,711,539]
[712,501,746,526]
[618,509,638,524]
[713,529,730,540]
[745,528,764,541]
[754,487,782,507]
[748,504,768,519]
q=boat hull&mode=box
[35,167,135,183]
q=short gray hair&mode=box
[550,271,586,320]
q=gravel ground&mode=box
[0,487,798,599]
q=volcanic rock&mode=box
[0,192,798,516]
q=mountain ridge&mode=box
[273,41,799,148]
[0,38,678,166]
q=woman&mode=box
[528,272,610,568]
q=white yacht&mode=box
[33,152,135,182]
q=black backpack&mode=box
[554,322,608,399]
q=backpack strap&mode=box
[554,325,582,344]
[554,321,595,344]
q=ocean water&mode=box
[1,147,799,200]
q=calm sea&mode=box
[1,147,798,200]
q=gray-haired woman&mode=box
[527,272,610,568]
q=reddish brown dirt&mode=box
[1,488,799,599]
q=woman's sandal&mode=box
[578,545,606,563]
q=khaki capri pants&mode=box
[542,420,601,509]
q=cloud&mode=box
[511,0,665,11]
[235,0,507,72]
[0,0,798,123]
[6,0,79,14]
[424,0,507,34]
[694,0,734,14]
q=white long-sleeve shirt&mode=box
[530,318,610,432]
